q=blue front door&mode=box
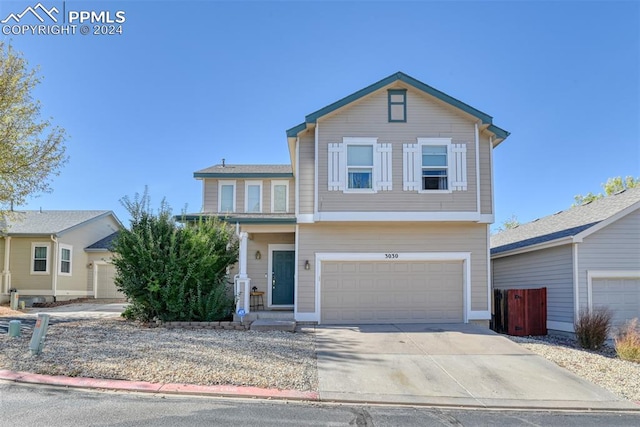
[272,250,295,305]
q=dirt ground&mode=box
[0,305,23,316]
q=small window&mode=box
[31,243,49,274]
[60,245,72,275]
[271,181,289,213]
[347,145,373,190]
[245,181,262,213]
[218,181,236,212]
[388,89,407,122]
[422,145,448,190]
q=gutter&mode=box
[51,234,58,302]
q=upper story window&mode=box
[218,180,236,212]
[245,181,262,213]
[59,244,72,276]
[328,137,392,193]
[403,138,467,192]
[271,180,289,213]
[422,144,448,190]
[347,145,373,190]
[388,89,407,122]
[31,242,50,274]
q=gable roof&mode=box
[194,164,293,179]
[286,71,510,143]
[85,231,119,251]
[0,210,120,236]
[491,187,640,256]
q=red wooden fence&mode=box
[492,287,547,336]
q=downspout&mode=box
[51,235,58,302]
[2,236,11,294]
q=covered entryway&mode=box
[320,260,464,324]
[93,262,124,299]
[591,276,640,328]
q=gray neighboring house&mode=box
[491,188,640,334]
[0,210,124,303]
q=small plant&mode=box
[574,307,612,350]
[614,318,640,363]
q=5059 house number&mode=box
[384,253,399,259]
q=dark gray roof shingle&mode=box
[194,164,292,176]
[491,187,640,255]
[85,231,119,251]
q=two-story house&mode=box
[185,72,509,325]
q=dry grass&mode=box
[615,318,640,363]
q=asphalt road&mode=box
[1,382,639,427]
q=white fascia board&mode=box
[314,211,487,222]
[573,202,640,243]
[490,236,574,259]
[296,214,315,223]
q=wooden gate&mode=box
[492,288,547,336]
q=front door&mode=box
[272,250,295,306]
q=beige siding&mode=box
[479,135,493,215]
[492,245,574,324]
[202,178,295,214]
[298,132,315,215]
[7,237,54,291]
[316,86,483,213]
[297,222,489,313]
[578,210,640,310]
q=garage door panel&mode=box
[321,260,463,324]
[592,278,640,328]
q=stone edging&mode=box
[162,321,252,331]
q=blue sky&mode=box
[2,0,639,228]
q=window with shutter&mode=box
[327,137,392,193]
[403,138,467,192]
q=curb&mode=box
[0,370,319,401]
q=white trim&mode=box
[587,269,640,312]
[244,180,263,213]
[30,242,51,275]
[294,137,300,217]
[489,136,495,216]
[416,137,453,194]
[344,137,378,193]
[547,320,574,333]
[314,211,493,222]
[2,236,11,294]
[201,179,206,212]
[58,243,73,277]
[314,252,472,324]
[475,122,481,213]
[296,214,314,223]
[314,122,319,218]
[491,237,573,259]
[218,180,236,213]
[573,243,580,321]
[267,244,295,308]
[294,225,300,316]
[271,180,290,213]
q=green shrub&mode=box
[574,307,612,350]
[112,190,238,322]
[614,318,640,363]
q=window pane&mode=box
[61,248,71,261]
[422,169,448,190]
[390,104,405,121]
[247,185,260,213]
[34,246,47,259]
[273,185,287,212]
[347,145,373,166]
[61,261,70,273]
[348,169,373,189]
[34,259,47,272]
[220,185,234,212]
[422,145,447,166]
[390,94,405,103]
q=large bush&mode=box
[112,192,238,322]
[574,307,612,350]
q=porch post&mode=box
[237,231,251,313]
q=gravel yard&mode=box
[1,306,638,403]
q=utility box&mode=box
[493,287,547,336]
[9,288,19,310]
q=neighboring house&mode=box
[0,210,124,303]
[491,188,640,333]
[184,71,510,325]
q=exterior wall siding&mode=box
[297,222,489,313]
[577,210,640,310]
[7,237,54,291]
[479,135,493,214]
[298,132,315,215]
[202,178,295,214]
[316,87,485,213]
[492,244,574,324]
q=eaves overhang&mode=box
[194,172,294,179]
[177,214,297,225]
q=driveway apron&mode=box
[315,323,637,409]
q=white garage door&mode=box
[321,261,463,324]
[592,278,640,328]
[95,263,125,299]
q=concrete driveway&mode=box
[316,323,637,409]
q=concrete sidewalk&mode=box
[315,324,640,410]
